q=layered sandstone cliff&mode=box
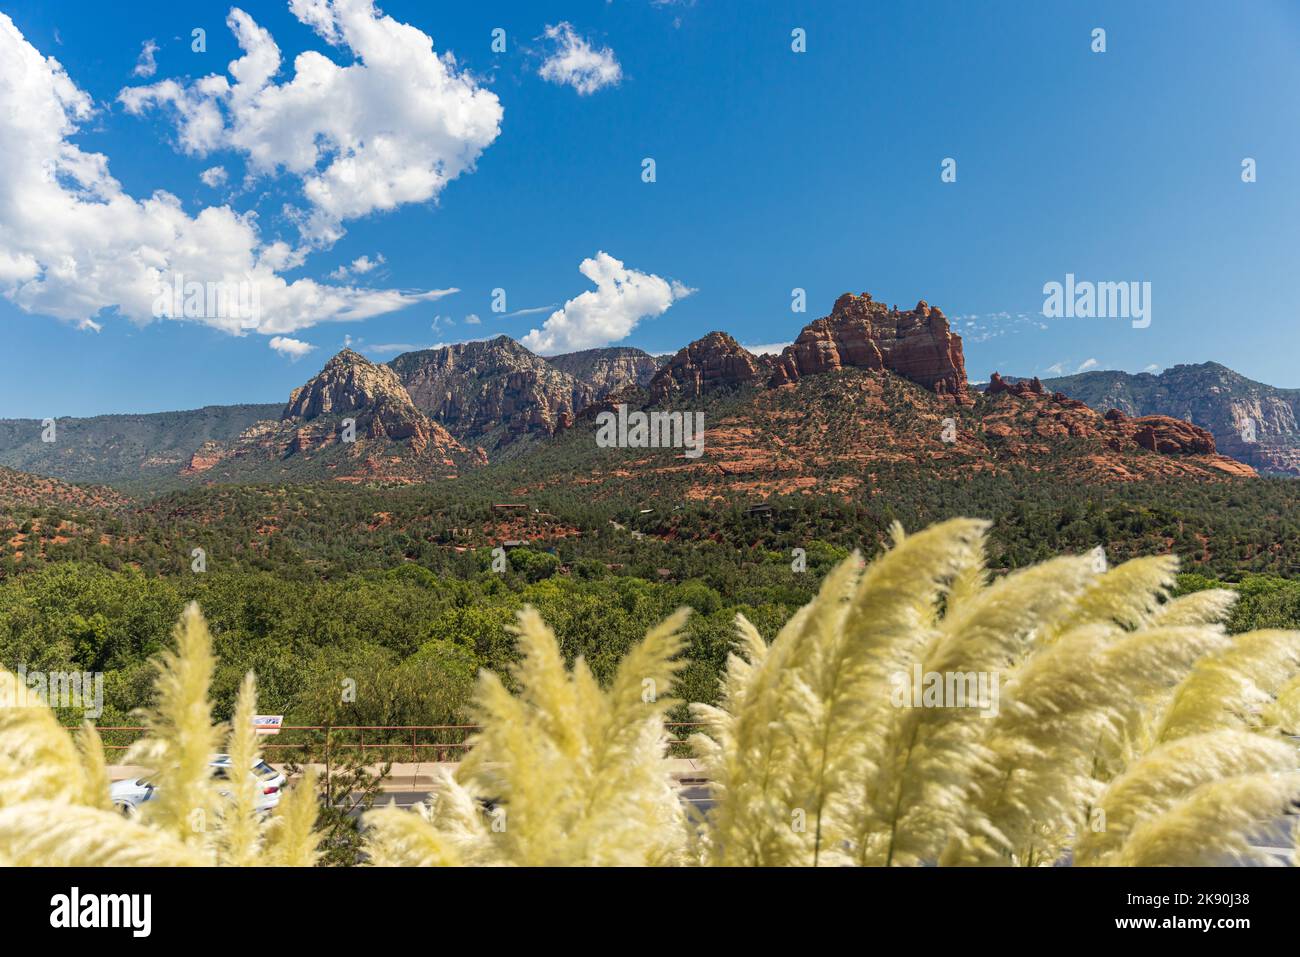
[769,293,969,400]
[648,332,769,403]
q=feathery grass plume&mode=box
[261,767,321,867]
[0,668,95,809]
[125,602,222,849]
[950,623,1232,865]
[697,555,862,865]
[687,613,768,823]
[397,765,493,864]
[937,558,1228,865]
[1075,730,1297,864]
[397,604,692,866]
[865,553,1098,866]
[0,801,208,867]
[827,522,985,864]
[1150,588,1237,629]
[1262,673,1300,734]
[77,720,113,811]
[218,671,263,866]
[693,518,991,865]
[1113,772,1300,866]
[0,602,320,867]
[365,802,465,867]
[1159,630,1300,742]
[1041,555,1179,641]
[688,524,1298,868]
[839,520,991,864]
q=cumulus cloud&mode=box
[538,23,622,95]
[199,165,228,187]
[133,39,158,78]
[463,313,480,324]
[120,0,504,246]
[328,253,385,280]
[269,335,315,358]
[1076,358,1099,373]
[520,252,692,355]
[0,13,457,336]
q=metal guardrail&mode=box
[76,722,708,763]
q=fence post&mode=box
[324,724,333,808]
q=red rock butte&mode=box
[769,292,969,401]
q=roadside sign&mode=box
[252,715,283,736]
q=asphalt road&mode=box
[347,783,716,817]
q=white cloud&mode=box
[538,23,622,96]
[503,304,557,318]
[133,39,158,78]
[269,335,315,358]
[1076,358,1099,374]
[520,252,692,355]
[463,313,480,324]
[1043,361,1068,376]
[329,253,385,280]
[743,342,791,356]
[1143,363,1161,373]
[0,13,457,336]
[199,165,228,187]
[121,0,504,246]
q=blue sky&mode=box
[2,0,1299,418]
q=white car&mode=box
[110,754,286,816]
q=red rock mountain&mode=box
[769,293,968,399]
[649,332,769,403]
[181,350,476,482]
[389,337,593,452]
[282,349,447,450]
[983,372,1252,476]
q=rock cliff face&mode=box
[546,347,662,398]
[177,350,473,481]
[769,293,969,400]
[986,372,1046,399]
[1104,409,1218,456]
[648,332,769,403]
[389,337,592,451]
[283,349,441,449]
[1029,362,1300,476]
[983,372,1255,477]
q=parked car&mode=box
[110,754,286,816]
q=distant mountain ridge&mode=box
[0,295,1282,491]
[1021,363,1300,476]
[0,403,280,488]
